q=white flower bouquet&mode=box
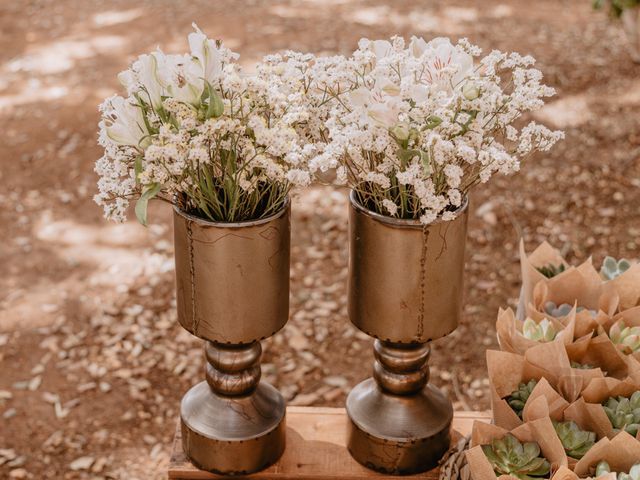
[305,36,564,223]
[95,30,564,226]
[95,26,313,224]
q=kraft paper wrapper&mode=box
[466,418,568,480]
[608,262,640,311]
[564,377,640,439]
[551,465,616,480]
[565,333,630,380]
[574,432,640,477]
[528,281,619,339]
[488,349,568,429]
[497,307,576,355]
[580,376,639,404]
[519,240,570,314]
[563,397,613,441]
[524,341,595,402]
[522,392,569,424]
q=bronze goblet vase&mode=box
[173,200,290,475]
[346,192,469,474]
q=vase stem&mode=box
[373,340,430,395]
[205,341,262,397]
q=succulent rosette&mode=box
[553,421,596,460]
[481,434,551,480]
[507,380,539,419]
[595,461,640,480]
[601,257,632,281]
[608,320,640,355]
[602,391,640,436]
[496,308,576,356]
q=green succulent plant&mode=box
[595,461,640,480]
[601,256,632,281]
[552,420,596,459]
[609,320,640,354]
[597,461,612,478]
[570,360,596,370]
[536,263,566,279]
[602,391,640,436]
[481,434,551,480]
[621,464,640,480]
[505,380,538,419]
[544,301,596,318]
[522,318,557,342]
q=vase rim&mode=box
[348,190,468,228]
[173,196,290,228]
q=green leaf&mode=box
[135,183,161,226]
[206,86,224,119]
[425,116,442,129]
[398,149,424,167]
[419,150,430,174]
[134,156,143,185]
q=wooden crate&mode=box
[168,407,491,479]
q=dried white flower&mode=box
[96,27,316,224]
[296,35,563,223]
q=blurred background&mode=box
[1,0,639,478]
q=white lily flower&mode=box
[371,40,393,61]
[416,37,474,93]
[117,69,136,95]
[189,23,223,83]
[409,37,429,58]
[164,54,205,106]
[100,95,149,147]
[348,87,401,129]
[119,52,167,110]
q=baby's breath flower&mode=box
[96,27,316,224]
[298,35,563,223]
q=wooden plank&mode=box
[168,407,492,480]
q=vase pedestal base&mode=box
[346,378,453,475]
[180,381,286,475]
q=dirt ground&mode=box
[0,0,639,478]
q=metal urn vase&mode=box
[346,191,469,474]
[173,199,290,475]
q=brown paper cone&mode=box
[487,350,550,429]
[565,333,630,380]
[575,376,640,439]
[524,341,593,402]
[574,432,640,476]
[520,240,569,314]
[580,377,639,404]
[539,264,602,311]
[528,282,619,339]
[468,419,568,480]
[563,397,614,441]
[551,466,616,480]
[524,378,571,422]
[608,262,640,312]
[564,374,640,441]
[497,308,576,355]
[551,465,578,480]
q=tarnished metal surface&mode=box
[346,379,453,474]
[173,202,290,475]
[181,381,286,475]
[348,192,469,343]
[173,199,290,345]
[346,192,468,474]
